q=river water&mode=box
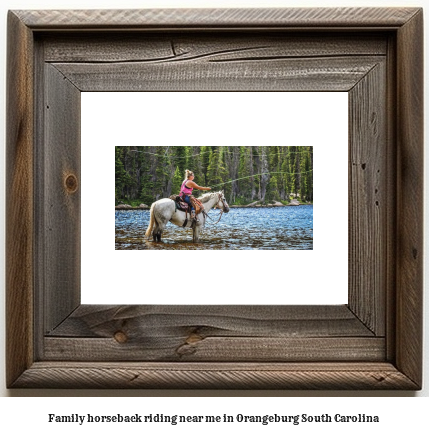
[115,205,313,250]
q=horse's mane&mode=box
[198,191,221,204]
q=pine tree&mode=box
[200,146,211,185]
[259,146,270,202]
[281,147,292,200]
[294,148,301,198]
[153,147,169,200]
[115,147,128,202]
[266,175,280,201]
[172,166,182,195]
[174,146,188,176]
[267,146,281,201]
[308,147,313,202]
[121,147,139,200]
[207,147,227,188]
[228,146,240,203]
[299,148,310,202]
[237,146,254,202]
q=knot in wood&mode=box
[186,333,203,344]
[64,174,78,193]
[114,331,128,343]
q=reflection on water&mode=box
[115,205,313,250]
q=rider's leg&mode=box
[184,195,197,221]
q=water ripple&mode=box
[115,205,313,250]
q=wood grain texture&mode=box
[52,55,383,92]
[6,7,423,390]
[43,64,81,333]
[348,62,386,335]
[395,10,423,388]
[48,305,375,338]
[42,33,388,63]
[43,305,381,362]
[14,8,420,29]
[44,337,385,362]
[6,11,35,388]
[33,38,46,361]
[11,362,419,390]
[385,34,398,363]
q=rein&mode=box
[204,209,224,224]
[203,193,227,224]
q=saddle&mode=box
[169,195,205,215]
[169,194,189,212]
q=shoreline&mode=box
[115,203,312,210]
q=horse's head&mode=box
[216,191,230,213]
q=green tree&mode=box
[152,147,169,200]
[266,174,280,201]
[115,147,127,202]
[299,148,313,202]
[280,147,292,200]
[258,146,270,202]
[200,146,211,185]
[174,146,188,176]
[207,147,227,188]
[237,146,255,202]
[172,166,182,195]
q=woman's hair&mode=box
[185,169,194,179]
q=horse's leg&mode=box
[152,206,166,242]
[156,221,168,242]
[153,223,159,242]
[193,225,200,243]
[156,230,163,242]
[152,200,175,242]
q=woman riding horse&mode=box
[145,189,229,243]
[180,169,211,223]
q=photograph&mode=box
[115,145,313,249]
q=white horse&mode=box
[145,191,230,243]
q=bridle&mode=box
[203,193,228,224]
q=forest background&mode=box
[115,146,313,206]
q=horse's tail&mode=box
[145,202,156,238]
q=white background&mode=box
[0,0,427,423]
[82,92,348,305]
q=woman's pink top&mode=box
[180,180,193,195]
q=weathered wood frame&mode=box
[6,8,423,389]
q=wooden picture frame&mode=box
[6,8,423,389]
